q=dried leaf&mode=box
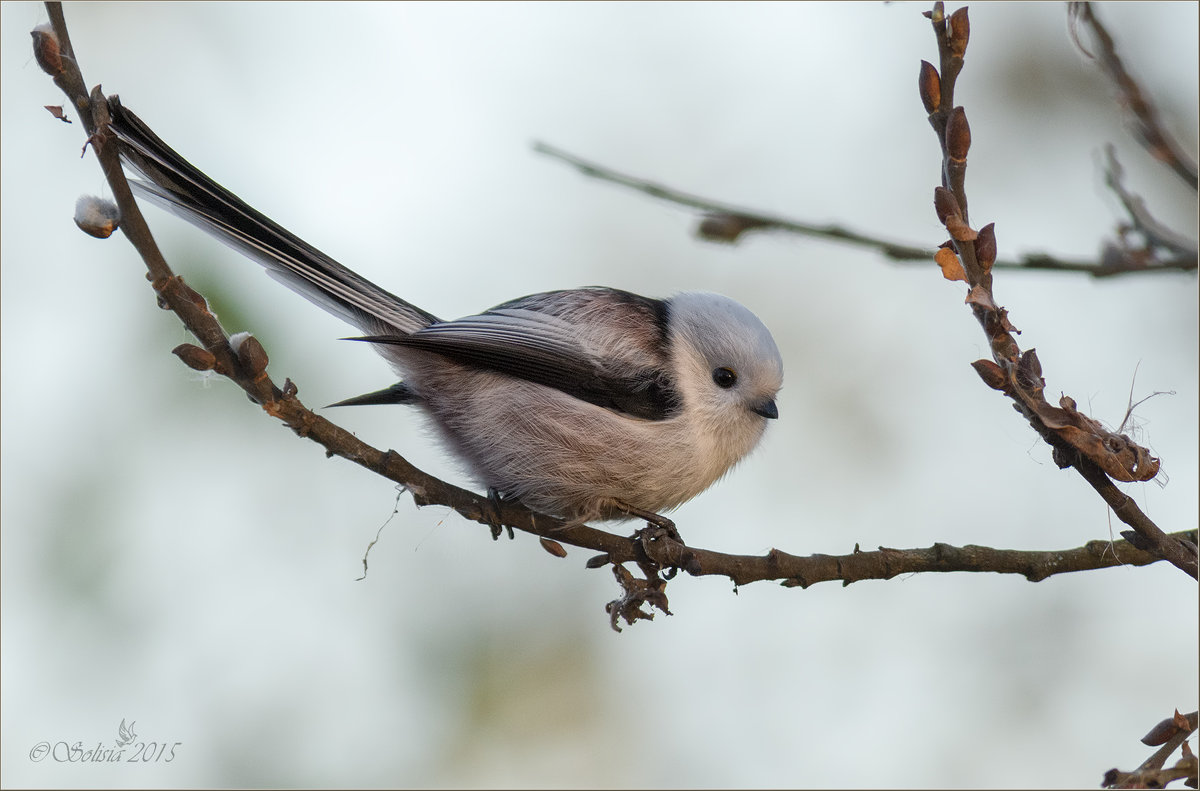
[964,284,996,310]
[44,105,71,124]
[945,214,978,241]
[935,247,967,282]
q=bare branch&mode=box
[1069,2,1199,191]
[1103,710,1198,789]
[533,141,1197,277]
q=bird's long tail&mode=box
[105,96,440,336]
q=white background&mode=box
[3,2,1196,788]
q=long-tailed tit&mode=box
[104,97,783,528]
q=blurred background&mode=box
[2,2,1196,788]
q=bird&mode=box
[104,96,783,530]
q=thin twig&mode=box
[1069,2,1199,191]
[533,141,1196,277]
[1103,710,1198,789]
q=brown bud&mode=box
[933,186,960,224]
[176,279,210,312]
[948,7,970,57]
[1141,716,1181,747]
[975,222,997,271]
[697,213,769,244]
[31,24,62,76]
[172,343,217,372]
[538,536,568,558]
[233,333,269,377]
[73,195,120,238]
[971,359,1007,390]
[585,553,612,569]
[919,61,941,114]
[947,106,971,161]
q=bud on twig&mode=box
[971,359,1007,390]
[73,195,120,238]
[177,279,211,313]
[918,61,941,114]
[539,537,568,558]
[975,222,997,272]
[231,333,269,378]
[31,24,62,76]
[933,187,960,223]
[947,106,971,161]
[948,7,970,57]
[172,343,217,372]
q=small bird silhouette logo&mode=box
[116,719,137,747]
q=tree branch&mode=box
[532,141,1197,277]
[919,3,1195,579]
[1068,2,1199,191]
[1103,710,1198,789]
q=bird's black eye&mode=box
[712,367,738,389]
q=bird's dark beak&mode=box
[753,399,779,419]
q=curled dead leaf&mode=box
[964,284,996,310]
[935,247,967,282]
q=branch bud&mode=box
[975,222,997,272]
[933,187,961,224]
[948,7,970,57]
[538,537,568,558]
[31,24,62,76]
[971,359,1007,391]
[697,213,769,244]
[177,278,211,313]
[918,61,941,114]
[172,343,216,372]
[947,106,971,161]
[73,195,120,238]
[231,332,269,378]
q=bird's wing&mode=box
[358,288,682,420]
